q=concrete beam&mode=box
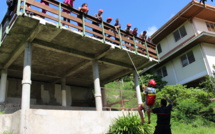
[33,39,133,70]
[33,39,94,60]
[3,23,43,69]
[134,71,142,105]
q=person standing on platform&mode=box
[62,0,75,28]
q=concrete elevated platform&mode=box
[0,14,158,88]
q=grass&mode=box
[2,131,13,134]
[147,114,215,134]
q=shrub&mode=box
[109,112,153,134]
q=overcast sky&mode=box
[1,0,215,36]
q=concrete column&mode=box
[61,78,67,106]
[134,71,142,105]
[20,42,32,134]
[92,60,102,111]
[0,69,7,103]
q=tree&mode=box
[199,65,215,94]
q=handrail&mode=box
[1,0,158,60]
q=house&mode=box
[147,0,215,86]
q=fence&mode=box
[1,0,159,60]
[102,87,138,111]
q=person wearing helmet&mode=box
[104,17,112,40]
[77,3,89,31]
[138,79,157,125]
[92,9,104,39]
[124,24,132,47]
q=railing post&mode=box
[144,41,150,59]
[16,0,22,15]
[156,45,160,62]
[132,36,137,54]
[22,0,27,14]
[118,30,123,49]
[82,13,86,36]
[57,3,62,28]
[101,21,106,43]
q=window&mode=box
[206,22,215,32]
[173,26,187,42]
[180,51,195,67]
[157,43,162,54]
[157,66,168,78]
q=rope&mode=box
[125,48,144,85]
[115,29,143,85]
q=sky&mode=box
[1,0,215,36]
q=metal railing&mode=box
[1,0,158,60]
[101,87,138,111]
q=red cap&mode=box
[148,79,156,87]
[127,23,132,27]
[107,17,112,20]
[99,9,103,12]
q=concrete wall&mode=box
[0,111,20,134]
[192,17,215,34]
[201,43,215,75]
[158,21,196,58]
[0,110,132,134]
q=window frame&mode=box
[173,25,187,42]
[180,51,195,67]
[157,66,168,78]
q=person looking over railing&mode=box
[41,0,49,17]
[6,0,17,22]
[139,31,147,42]
[62,0,75,28]
[77,3,89,32]
[104,17,112,42]
[92,9,103,39]
[114,18,121,45]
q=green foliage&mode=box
[199,66,215,94]
[109,113,153,134]
[0,109,5,114]
[156,84,214,125]
[2,131,13,134]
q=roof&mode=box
[152,0,215,44]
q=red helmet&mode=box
[148,79,156,86]
[81,6,88,12]
[99,9,104,12]
[107,17,112,21]
[127,23,132,27]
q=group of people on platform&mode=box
[6,0,152,47]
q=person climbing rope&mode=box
[138,79,156,125]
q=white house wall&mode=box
[158,62,177,85]
[192,17,215,34]
[158,21,196,58]
[174,45,207,84]
[201,43,215,75]
[158,45,208,85]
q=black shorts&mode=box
[154,125,172,134]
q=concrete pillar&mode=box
[92,60,102,111]
[134,71,142,105]
[61,78,66,106]
[0,69,7,103]
[20,42,32,134]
